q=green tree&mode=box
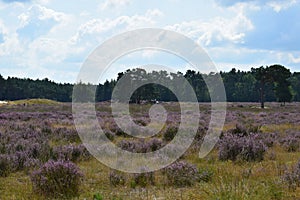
[251,66,271,109]
[72,81,95,103]
[275,81,292,105]
[268,65,292,105]
[0,74,4,100]
[290,72,300,101]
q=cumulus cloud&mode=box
[71,9,163,44]
[267,0,297,12]
[17,5,69,41]
[288,53,300,64]
[0,21,9,47]
[0,3,79,82]
[165,10,253,46]
[99,0,131,10]
[215,0,299,12]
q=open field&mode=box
[0,100,300,199]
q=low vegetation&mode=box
[0,101,300,199]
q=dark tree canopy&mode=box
[0,65,299,105]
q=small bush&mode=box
[52,127,80,143]
[219,133,267,162]
[164,161,199,187]
[163,125,178,142]
[198,168,214,182]
[0,154,11,177]
[131,166,155,187]
[281,136,300,152]
[261,133,277,147]
[228,123,261,137]
[109,170,126,186]
[282,160,300,191]
[118,138,164,153]
[104,131,115,141]
[109,124,126,137]
[52,144,91,162]
[31,160,83,198]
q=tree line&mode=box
[1,65,300,106]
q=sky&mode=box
[0,0,299,83]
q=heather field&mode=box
[0,100,300,199]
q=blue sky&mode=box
[0,0,299,83]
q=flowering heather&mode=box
[280,136,300,152]
[282,160,300,190]
[1,102,300,198]
[0,154,11,177]
[163,125,178,142]
[52,127,80,143]
[31,160,83,198]
[108,122,126,136]
[260,133,277,148]
[117,138,164,153]
[52,144,91,162]
[109,170,126,186]
[132,166,155,187]
[164,161,199,187]
[227,123,262,137]
[0,127,51,170]
[219,133,267,162]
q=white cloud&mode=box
[145,9,164,18]
[0,19,22,56]
[1,0,299,82]
[288,53,300,64]
[71,9,163,44]
[216,0,299,12]
[0,19,8,35]
[0,4,80,82]
[18,4,68,28]
[33,0,52,5]
[0,32,22,56]
[206,45,300,72]
[165,9,253,46]
[267,0,297,12]
[12,4,75,58]
[99,0,131,10]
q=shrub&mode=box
[104,131,115,141]
[52,127,80,143]
[163,125,178,142]
[218,133,267,162]
[164,161,199,187]
[132,172,155,187]
[11,151,28,170]
[130,166,155,187]
[24,158,41,171]
[109,123,126,137]
[52,144,91,162]
[281,136,300,152]
[0,154,11,177]
[282,160,300,190]
[31,160,83,198]
[262,133,277,148]
[198,168,214,182]
[118,138,164,153]
[228,123,261,137]
[109,170,126,186]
